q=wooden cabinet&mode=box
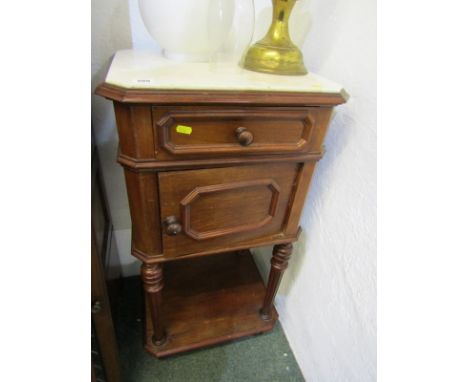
[96,50,347,358]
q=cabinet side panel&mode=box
[124,170,162,256]
[282,107,333,235]
[308,107,334,152]
[130,105,156,158]
[283,162,317,236]
[113,102,136,157]
[114,103,155,159]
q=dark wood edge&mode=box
[132,228,302,264]
[118,151,324,171]
[91,227,121,381]
[144,250,279,357]
[146,315,277,358]
[95,83,348,106]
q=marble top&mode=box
[104,50,345,95]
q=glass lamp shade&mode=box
[211,0,255,63]
[139,0,255,63]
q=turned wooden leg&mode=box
[260,243,293,321]
[141,263,166,346]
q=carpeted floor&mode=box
[116,277,305,382]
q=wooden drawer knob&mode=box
[164,216,182,236]
[235,127,254,146]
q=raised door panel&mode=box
[180,178,280,241]
[158,163,299,257]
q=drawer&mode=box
[153,106,332,159]
[158,163,300,258]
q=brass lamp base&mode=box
[241,0,308,76]
[242,43,307,76]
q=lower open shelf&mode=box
[144,250,278,358]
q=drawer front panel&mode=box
[158,163,299,257]
[153,107,331,159]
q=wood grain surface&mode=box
[144,251,278,358]
[96,78,347,357]
[158,163,298,258]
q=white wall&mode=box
[91,1,376,381]
[252,0,376,381]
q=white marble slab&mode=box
[104,50,345,94]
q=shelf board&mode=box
[144,250,278,357]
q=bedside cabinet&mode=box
[96,50,348,358]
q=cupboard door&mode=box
[158,163,299,257]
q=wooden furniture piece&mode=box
[92,131,122,381]
[96,50,347,358]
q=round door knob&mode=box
[235,127,254,146]
[164,216,182,236]
[91,300,102,314]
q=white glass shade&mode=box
[139,0,254,63]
